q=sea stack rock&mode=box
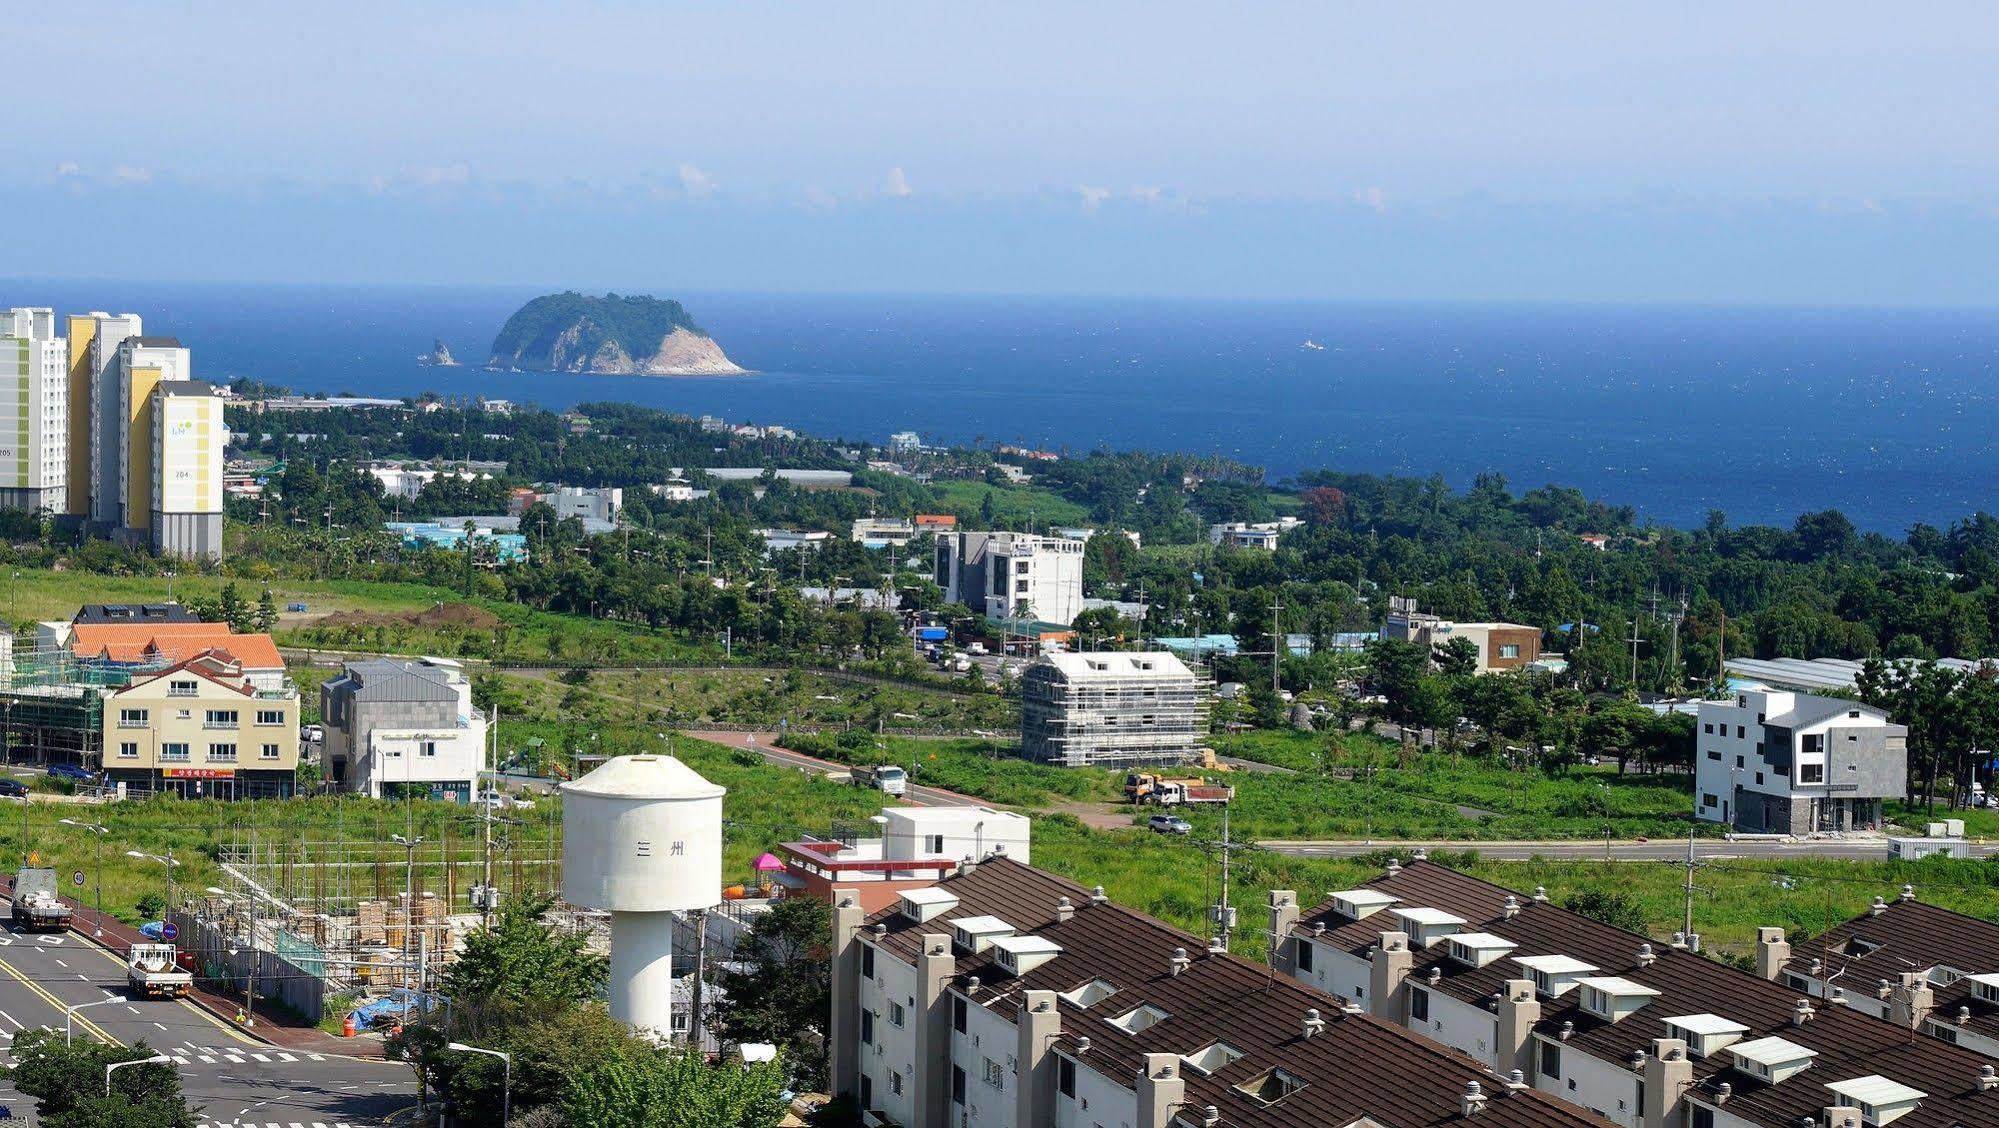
[487,292,748,376]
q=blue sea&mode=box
[9,279,1998,533]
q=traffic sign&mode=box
[70,871,84,887]
[161,922,179,941]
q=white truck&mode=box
[850,764,908,797]
[10,868,72,932]
[126,943,193,999]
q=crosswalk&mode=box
[169,1046,328,1066]
[195,1122,356,1128]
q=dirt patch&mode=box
[313,602,503,631]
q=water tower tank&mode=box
[562,754,725,1036]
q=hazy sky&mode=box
[7,2,1999,301]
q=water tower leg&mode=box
[608,911,675,1038]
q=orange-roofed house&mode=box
[100,650,300,799]
[67,622,288,692]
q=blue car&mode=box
[48,764,97,783]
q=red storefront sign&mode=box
[162,768,235,780]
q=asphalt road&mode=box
[693,731,974,807]
[1264,836,1982,861]
[0,910,413,1127]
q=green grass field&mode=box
[927,480,1091,528]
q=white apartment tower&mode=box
[72,311,145,526]
[934,530,1087,626]
[151,382,225,560]
[0,308,68,515]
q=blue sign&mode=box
[160,922,178,941]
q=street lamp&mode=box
[391,834,425,997]
[125,849,178,919]
[206,886,258,1028]
[65,996,121,1045]
[445,1042,512,1126]
[59,819,109,934]
[105,1053,172,1096]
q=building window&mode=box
[118,709,149,728]
[861,943,875,980]
[1498,644,1520,659]
[888,1001,906,1028]
[1540,1040,1561,1079]
[1059,1056,1076,1098]
[168,680,198,697]
[926,834,945,854]
[859,1010,874,1045]
[1703,723,1714,734]
[1736,725,1745,738]
[889,1071,903,1097]
[1296,938,1314,972]
[953,995,968,1033]
[204,709,239,729]
[1701,793,1718,808]
[1755,772,1764,785]
[208,743,237,762]
[1799,763,1824,784]
[1409,986,1429,1022]
[1690,1105,1715,1128]
[952,1066,967,1105]
[984,1057,1004,1088]
[260,743,281,760]
[255,709,286,726]
[420,740,439,758]
[160,743,189,762]
[118,742,139,759]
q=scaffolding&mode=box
[1018,651,1211,767]
[0,642,112,769]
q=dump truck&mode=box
[127,943,194,999]
[850,764,908,797]
[10,868,72,932]
[1124,772,1234,806]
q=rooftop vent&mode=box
[1330,889,1402,921]
[1055,896,1074,923]
[1090,885,1109,906]
[1302,1008,1327,1039]
[991,935,1063,977]
[1501,894,1521,919]
[1728,1035,1818,1085]
[1461,1080,1488,1117]
[1663,1013,1750,1058]
[1170,947,1192,977]
[1447,932,1518,969]
[950,915,1015,954]
[1513,953,1599,999]
[1577,976,1662,1023]
[1823,1075,1926,1126]
[1390,906,1465,949]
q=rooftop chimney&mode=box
[1755,927,1790,980]
[1792,998,1816,1026]
[1075,1035,1091,1054]
[1412,847,1429,861]
[1502,895,1521,919]
[1090,885,1109,906]
[1385,857,1403,877]
[1170,947,1192,977]
[1505,1069,1528,1091]
[1532,885,1549,903]
[1461,1080,1488,1117]
[1900,884,1916,902]
[1055,896,1074,923]
[1313,921,1327,935]
[1869,896,1888,917]
[1636,943,1656,968]
[1980,1065,1998,1092]
[1302,1008,1326,1039]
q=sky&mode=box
[6,2,1999,302]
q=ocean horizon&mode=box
[6,277,1996,535]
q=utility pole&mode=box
[1682,811,1698,948]
[483,706,497,929]
[1717,609,1727,687]
[1625,618,1644,691]
[1269,595,1283,696]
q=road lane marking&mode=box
[252,1052,271,1061]
[0,953,115,1043]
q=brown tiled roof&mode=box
[1295,861,1999,1128]
[862,857,1607,1128]
[1787,897,1999,1042]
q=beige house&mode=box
[102,651,301,799]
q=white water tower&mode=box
[562,754,724,1037]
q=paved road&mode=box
[687,730,976,808]
[0,911,413,1127]
[1262,837,1975,862]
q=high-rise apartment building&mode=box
[70,311,144,525]
[0,308,68,514]
[112,334,192,534]
[151,381,224,560]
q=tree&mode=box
[441,891,608,1007]
[1069,605,1130,649]
[8,1029,196,1128]
[564,1042,787,1128]
[1434,636,1480,680]
[218,581,251,633]
[714,896,832,1079]
[1560,888,1646,934]
[254,589,280,632]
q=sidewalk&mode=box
[3,874,388,1059]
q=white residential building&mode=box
[758,528,833,554]
[1694,689,1906,833]
[1208,518,1300,550]
[852,516,917,547]
[934,531,1087,626]
[0,308,68,514]
[150,382,225,560]
[320,656,488,802]
[553,485,623,524]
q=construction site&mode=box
[1017,649,1212,767]
[0,636,121,770]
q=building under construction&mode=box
[1018,650,1208,767]
[0,637,121,770]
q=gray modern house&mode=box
[319,656,488,802]
[1018,651,1207,767]
[1695,688,1907,833]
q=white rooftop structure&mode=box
[1730,1035,1819,1069]
[1329,889,1402,919]
[1824,1074,1926,1108]
[1037,651,1192,681]
[1575,975,1662,998]
[1727,655,1999,693]
[1513,954,1599,975]
[1662,1012,1750,1037]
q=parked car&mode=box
[0,780,27,798]
[475,790,507,810]
[47,764,96,783]
[302,724,325,742]
[1147,814,1193,835]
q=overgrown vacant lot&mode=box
[1211,730,1701,840]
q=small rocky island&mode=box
[486,292,747,376]
[421,338,460,366]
